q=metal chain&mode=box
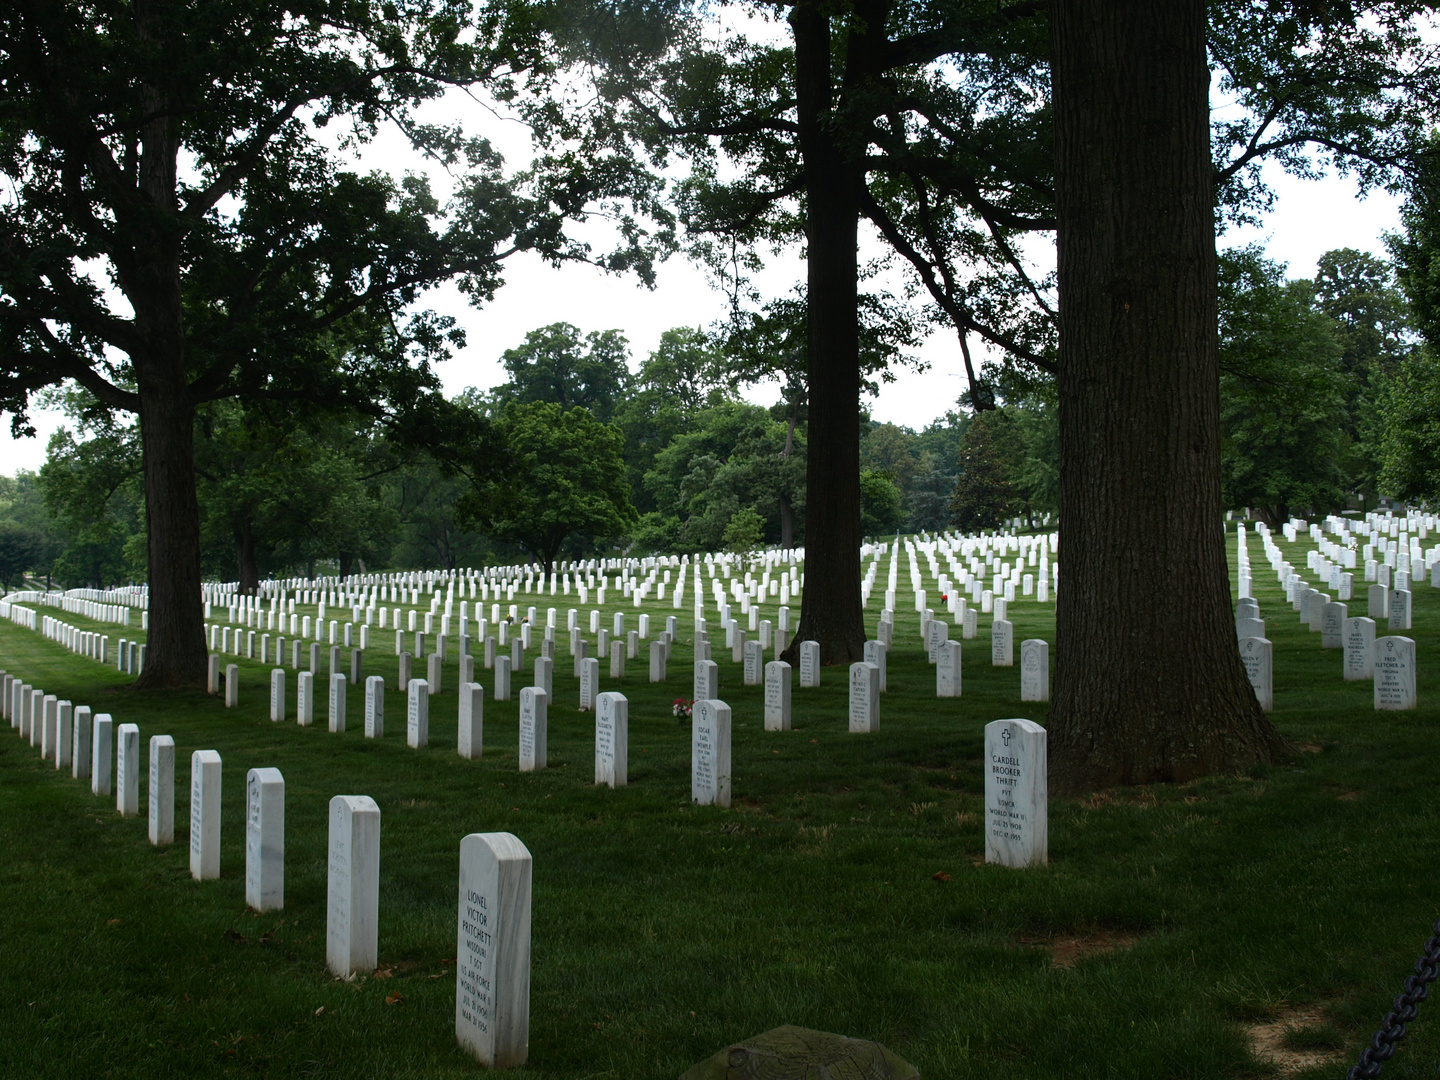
[1347,917,1440,1079]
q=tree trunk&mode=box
[236,517,260,594]
[782,0,866,667]
[778,492,796,551]
[1046,0,1286,792]
[135,369,208,689]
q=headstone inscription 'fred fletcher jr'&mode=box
[455,832,532,1068]
[984,718,1047,868]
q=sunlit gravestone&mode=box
[455,832,532,1068]
[764,660,792,731]
[1344,616,1376,681]
[984,718,1047,868]
[595,691,628,788]
[692,699,732,808]
[1239,636,1273,712]
[327,795,381,978]
[245,767,285,913]
[1374,635,1417,710]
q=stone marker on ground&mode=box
[595,691,628,788]
[1344,616,1376,681]
[692,699,732,808]
[519,687,548,772]
[459,682,484,760]
[991,619,1014,666]
[609,639,625,679]
[148,734,175,845]
[117,722,140,817]
[694,659,718,703]
[297,671,315,726]
[41,695,56,760]
[1321,602,1347,649]
[92,714,113,797]
[679,1026,918,1080]
[1369,584,1389,620]
[407,679,430,749]
[1239,636,1273,711]
[848,662,879,733]
[798,640,820,687]
[764,660,792,732]
[494,655,511,701]
[329,673,347,733]
[190,749,222,881]
[1020,639,1050,702]
[937,640,961,698]
[246,767,285,913]
[327,795,381,978]
[863,640,887,692]
[579,656,599,710]
[1374,635,1417,710]
[743,640,763,686]
[1389,588,1413,631]
[649,640,666,683]
[365,676,385,738]
[984,718,1048,868]
[428,652,444,694]
[455,832,533,1068]
[72,705,91,780]
[270,669,286,722]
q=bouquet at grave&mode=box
[673,697,694,719]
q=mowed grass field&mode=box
[1,537,1438,1079]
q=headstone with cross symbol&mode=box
[984,718,1047,868]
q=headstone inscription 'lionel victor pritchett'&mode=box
[984,718,1047,868]
[456,832,533,1068]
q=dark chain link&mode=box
[1347,917,1440,1079]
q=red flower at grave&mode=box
[672,698,694,718]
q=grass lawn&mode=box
[1,537,1438,1079]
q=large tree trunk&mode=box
[782,0,867,667]
[135,367,208,688]
[1046,0,1286,792]
[236,516,260,594]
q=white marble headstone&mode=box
[494,655,511,701]
[148,735,174,845]
[936,640,962,698]
[116,722,140,817]
[848,662,879,733]
[1020,639,1049,702]
[1321,603,1347,649]
[764,660,792,731]
[991,619,1014,666]
[245,767,285,912]
[189,749,222,881]
[1238,636,1273,711]
[863,640,887,692]
[407,678,430,748]
[798,640,820,687]
[693,659,718,703]
[743,640,763,685]
[1344,616,1376,681]
[329,673,347,733]
[519,687,548,772]
[1374,635,1417,710]
[270,668,286,722]
[595,691,628,787]
[1389,588,1412,631]
[365,675,385,738]
[72,705,92,780]
[455,832,532,1068]
[984,718,1048,868]
[691,699,732,807]
[92,713,113,797]
[297,670,315,727]
[459,682,484,759]
[327,794,381,977]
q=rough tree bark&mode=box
[781,0,871,667]
[1046,0,1287,792]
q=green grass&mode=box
[2,541,1438,1079]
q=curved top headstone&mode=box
[679,1025,918,1080]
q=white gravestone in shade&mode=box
[189,750,222,881]
[1344,617,1376,681]
[579,657,599,710]
[519,687,548,772]
[116,722,140,817]
[1321,603,1347,649]
[455,832,533,1068]
[54,701,72,768]
[148,735,175,845]
[1369,584,1389,619]
[270,669,286,722]
[1374,635,1417,711]
[327,795,381,978]
[609,639,625,679]
[799,640,821,687]
[848,662,880,733]
[225,663,239,707]
[494,655,511,701]
[693,659,718,703]
[863,640,887,692]
[743,640,763,686]
[329,673,347,733]
[398,651,412,692]
[533,655,552,700]
[936,641,962,698]
[692,699,732,808]
[428,652,444,695]
[92,714,113,797]
[984,718,1048,868]
[407,679,430,749]
[764,660,792,732]
[459,682,484,760]
[41,695,57,760]
[297,671,315,726]
[1389,588,1413,631]
[1238,636,1273,711]
[926,618,949,663]
[595,691,628,788]
[1020,640,1050,703]
[991,620,1014,666]
[72,705,91,780]
[365,675,385,738]
[964,608,979,639]
[649,640,667,683]
[245,767,285,913]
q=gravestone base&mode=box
[679,1025,918,1080]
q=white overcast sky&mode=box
[0,79,1408,474]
